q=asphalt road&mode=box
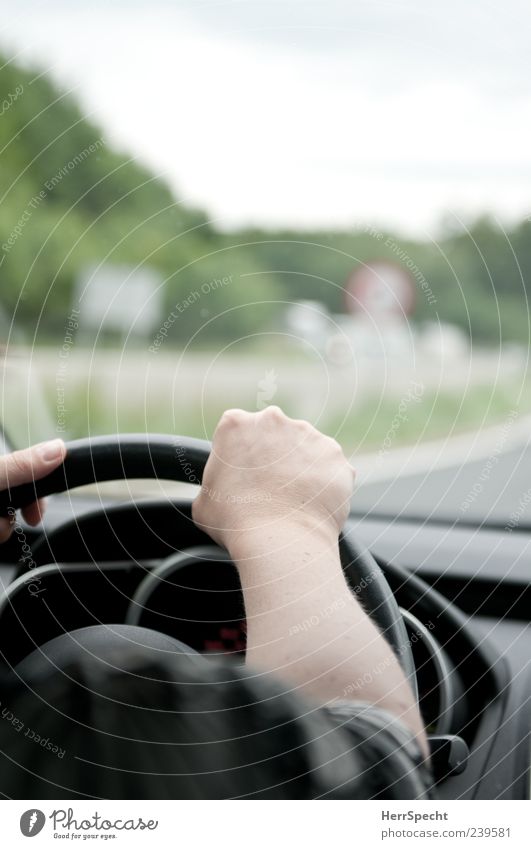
[354,442,531,529]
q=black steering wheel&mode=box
[0,434,416,687]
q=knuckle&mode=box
[263,405,284,420]
[220,408,246,425]
[326,435,342,452]
[191,496,203,523]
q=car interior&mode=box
[0,429,528,801]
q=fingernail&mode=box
[37,439,65,463]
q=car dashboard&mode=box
[0,495,529,801]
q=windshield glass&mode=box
[1,2,530,527]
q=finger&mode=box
[259,405,286,419]
[217,409,249,427]
[0,516,14,544]
[22,498,47,527]
[0,439,66,490]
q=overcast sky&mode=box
[1,0,531,234]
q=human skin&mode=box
[192,406,428,756]
[0,439,67,542]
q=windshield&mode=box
[1,2,530,528]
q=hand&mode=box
[194,409,426,750]
[192,406,354,554]
[0,439,67,542]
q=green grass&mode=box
[35,374,531,456]
[328,380,528,454]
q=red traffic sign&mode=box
[345,260,415,317]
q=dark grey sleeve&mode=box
[309,701,435,799]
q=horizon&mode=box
[1,0,531,237]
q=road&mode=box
[353,440,531,529]
[4,346,530,529]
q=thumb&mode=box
[0,439,66,491]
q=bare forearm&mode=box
[192,407,428,754]
[231,522,428,754]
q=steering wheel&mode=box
[0,434,416,687]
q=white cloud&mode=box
[1,0,530,234]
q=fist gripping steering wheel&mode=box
[0,434,417,688]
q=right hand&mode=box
[192,406,355,553]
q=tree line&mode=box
[1,52,529,346]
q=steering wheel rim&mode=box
[0,433,417,689]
